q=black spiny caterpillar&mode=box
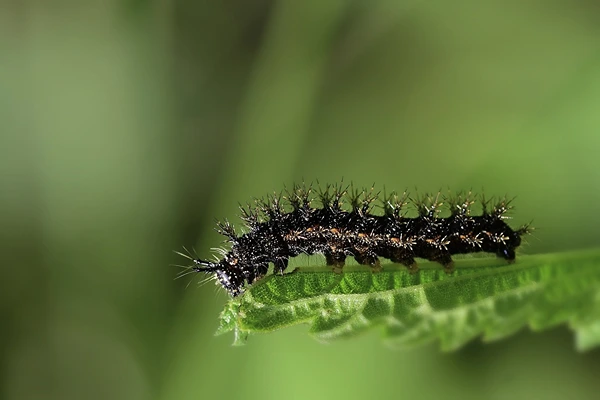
[181,183,530,296]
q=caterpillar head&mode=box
[192,259,245,297]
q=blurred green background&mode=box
[2,1,600,399]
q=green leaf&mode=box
[216,249,600,350]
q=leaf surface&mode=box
[217,249,600,350]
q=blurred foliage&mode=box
[2,0,600,400]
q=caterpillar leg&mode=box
[390,254,418,274]
[325,251,346,273]
[247,262,269,284]
[273,257,289,276]
[354,251,382,272]
[431,252,454,274]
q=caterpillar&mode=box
[181,183,530,297]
